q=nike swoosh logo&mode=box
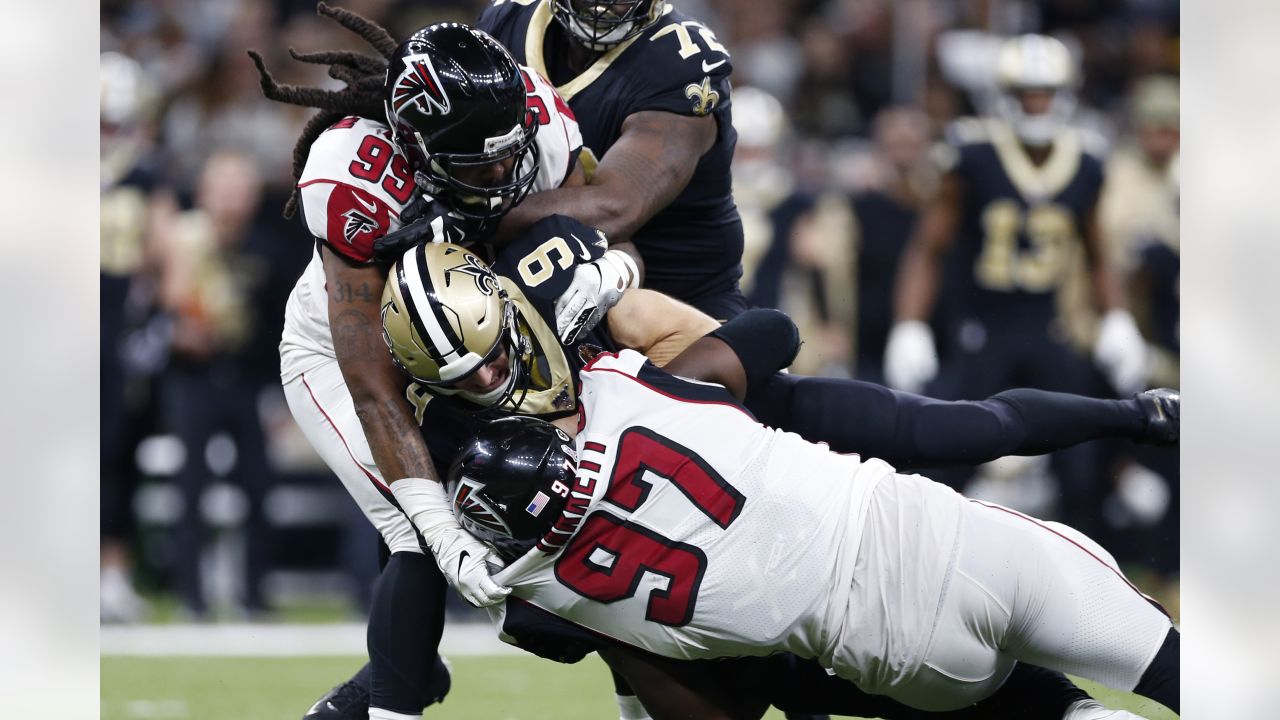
[569,234,592,261]
[353,194,378,215]
[702,59,727,72]
[458,550,470,575]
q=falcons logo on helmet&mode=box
[453,478,513,536]
[342,208,380,245]
[391,54,452,117]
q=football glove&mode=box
[1134,387,1179,446]
[389,477,511,608]
[884,320,939,394]
[1093,309,1149,396]
[554,249,640,344]
[372,199,481,263]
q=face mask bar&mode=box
[412,123,541,222]
[551,0,657,51]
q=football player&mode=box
[472,0,747,326]
[385,222,1178,474]
[446,322,1181,717]
[248,9,599,720]
[383,225,1177,720]
[883,34,1150,539]
[885,34,1146,398]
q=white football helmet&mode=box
[730,86,793,206]
[993,34,1079,146]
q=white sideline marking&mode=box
[101,621,520,657]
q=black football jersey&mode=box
[416,214,623,464]
[477,0,743,309]
[943,119,1106,330]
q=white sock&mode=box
[616,693,652,720]
[1063,699,1146,719]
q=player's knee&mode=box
[424,654,452,706]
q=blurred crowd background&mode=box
[100,0,1179,625]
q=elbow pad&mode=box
[708,309,801,389]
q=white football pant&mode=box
[282,359,423,555]
[887,497,1173,711]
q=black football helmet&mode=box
[383,23,540,222]
[446,416,577,562]
[550,0,667,51]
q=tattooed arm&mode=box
[324,247,510,605]
[322,246,440,484]
[490,110,716,266]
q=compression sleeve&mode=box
[744,374,1146,469]
[707,309,801,390]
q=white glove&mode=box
[390,477,511,607]
[1093,309,1149,396]
[554,249,640,344]
[884,320,939,393]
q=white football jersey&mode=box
[280,67,582,381]
[492,350,896,667]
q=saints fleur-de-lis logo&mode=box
[684,76,720,116]
[444,253,499,296]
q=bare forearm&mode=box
[894,244,937,321]
[325,249,441,484]
[331,306,441,483]
[1083,208,1128,312]
[492,111,714,250]
[894,175,959,322]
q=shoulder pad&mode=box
[297,117,416,263]
[630,11,733,117]
[1077,126,1111,162]
[944,117,991,147]
[521,67,583,190]
[581,348,647,378]
[476,0,530,36]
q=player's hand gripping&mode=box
[389,477,511,607]
[1093,309,1149,396]
[884,320,939,394]
[372,195,480,263]
[554,249,640,344]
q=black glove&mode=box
[372,198,485,263]
[1135,388,1179,445]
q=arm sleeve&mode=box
[707,308,801,390]
[745,375,1146,469]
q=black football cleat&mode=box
[1135,388,1179,446]
[303,663,370,720]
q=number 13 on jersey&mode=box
[554,428,745,627]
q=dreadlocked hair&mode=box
[247,2,400,218]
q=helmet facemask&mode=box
[995,86,1077,147]
[550,0,665,51]
[993,34,1079,147]
[419,298,526,408]
[390,112,542,224]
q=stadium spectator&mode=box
[153,149,276,618]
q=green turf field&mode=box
[101,655,1177,719]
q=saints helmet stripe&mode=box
[398,244,465,366]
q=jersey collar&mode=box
[525,1,672,102]
[987,119,1082,201]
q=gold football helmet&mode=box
[993,34,1079,146]
[382,243,525,407]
